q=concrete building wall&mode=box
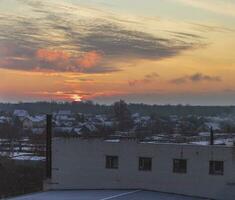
[45,138,235,200]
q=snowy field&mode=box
[7,190,208,200]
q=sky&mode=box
[0,0,235,105]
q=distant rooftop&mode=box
[7,190,208,200]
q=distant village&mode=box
[1,100,235,146]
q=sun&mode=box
[71,94,82,102]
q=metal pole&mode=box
[210,126,214,145]
[46,114,52,178]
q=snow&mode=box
[198,132,210,136]
[57,110,72,115]
[132,113,140,118]
[105,139,120,143]
[72,127,82,135]
[190,138,235,146]
[0,151,45,161]
[82,122,97,132]
[12,155,45,161]
[190,141,209,145]
[0,152,32,157]
[104,121,114,127]
[13,110,29,117]
[25,116,45,123]
[205,122,220,130]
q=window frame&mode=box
[139,157,152,171]
[173,159,187,174]
[105,155,119,169]
[209,160,224,176]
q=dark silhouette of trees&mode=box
[0,122,20,139]
[112,100,133,131]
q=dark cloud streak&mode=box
[170,73,222,84]
[0,0,205,73]
[129,72,159,86]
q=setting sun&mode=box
[71,94,82,102]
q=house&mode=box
[0,116,11,124]
[55,110,75,125]
[13,109,29,121]
[79,122,97,134]
[56,110,72,120]
[22,116,46,130]
[57,110,72,116]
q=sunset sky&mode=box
[0,0,235,105]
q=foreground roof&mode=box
[8,190,208,200]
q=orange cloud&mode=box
[36,49,70,62]
[77,51,102,68]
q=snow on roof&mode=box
[13,110,29,117]
[141,116,151,121]
[104,121,114,127]
[205,122,220,130]
[82,122,97,132]
[0,116,9,120]
[24,116,45,123]
[72,127,82,135]
[57,110,72,115]
[132,113,140,118]
[32,128,44,134]
[198,132,210,136]
[105,139,120,143]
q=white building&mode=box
[55,110,75,124]
[22,116,46,130]
[45,139,235,200]
[13,109,29,121]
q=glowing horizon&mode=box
[0,0,235,105]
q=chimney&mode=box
[46,114,52,179]
[210,126,214,145]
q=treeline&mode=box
[0,101,235,116]
[128,104,235,117]
[0,101,110,115]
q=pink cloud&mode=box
[36,49,70,62]
[36,49,103,70]
[76,51,102,68]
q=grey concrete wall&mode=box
[45,138,235,200]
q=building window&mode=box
[173,159,187,173]
[106,156,118,169]
[209,161,224,175]
[139,157,152,171]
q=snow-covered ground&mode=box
[0,152,45,161]
[190,138,235,146]
[12,155,45,161]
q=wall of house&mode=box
[45,138,235,200]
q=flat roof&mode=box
[8,190,208,200]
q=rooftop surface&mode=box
[8,190,208,200]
